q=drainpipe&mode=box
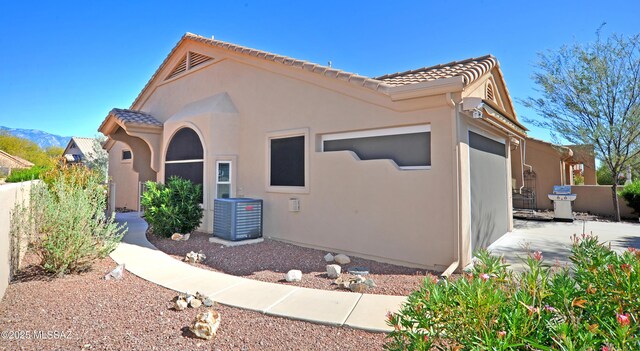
[520,137,532,194]
[441,92,460,279]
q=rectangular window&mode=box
[122,150,132,161]
[322,125,431,169]
[266,128,309,193]
[216,161,232,199]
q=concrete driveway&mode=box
[489,219,640,271]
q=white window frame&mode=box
[321,124,431,170]
[266,128,310,194]
[215,160,233,199]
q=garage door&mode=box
[469,131,508,251]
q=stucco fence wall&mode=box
[0,181,35,299]
[572,185,636,219]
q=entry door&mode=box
[469,131,508,251]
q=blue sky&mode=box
[1,1,638,141]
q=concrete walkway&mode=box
[489,219,640,271]
[109,212,405,333]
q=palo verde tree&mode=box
[524,30,640,221]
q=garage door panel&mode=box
[469,131,508,252]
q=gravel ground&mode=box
[0,254,387,351]
[148,231,434,296]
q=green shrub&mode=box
[620,180,640,214]
[140,176,203,237]
[30,168,125,275]
[5,166,48,183]
[385,235,639,350]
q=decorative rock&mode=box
[185,251,206,264]
[324,253,335,262]
[353,275,366,284]
[285,269,302,282]
[350,282,367,293]
[104,264,125,280]
[326,264,341,279]
[364,278,377,288]
[190,310,221,340]
[171,233,183,241]
[190,298,202,309]
[182,233,191,241]
[203,297,215,307]
[334,254,351,265]
[175,299,188,311]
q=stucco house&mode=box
[62,137,99,165]
[99,33,527,271]
[0,150,34,176]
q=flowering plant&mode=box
[385,234,639,350]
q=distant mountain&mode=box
[0,126,71,149]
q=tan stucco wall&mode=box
[0,181,34,299]
[572,185,635,218]
[108,141,139,211]
[137,48,464,270]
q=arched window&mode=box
[165,128,204,199]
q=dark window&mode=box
[323,132,431,167]
[165,127,204,201]
[270,135,305,187]
[469,131,505,157]
[122,150,132,160]
[166,128,204,161]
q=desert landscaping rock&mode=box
[350,282,367,293]
[104,264,125,280]
[149,232,433,296]
[324,253,334,262]
[190,298,202,309]
[0,254,386,350]
[175,299,188,311]
[171,233,183,241]
[364,278,377,288]
[182,233,190,241]
[190,310,221,340]
[334,254,351,265]
[203,297,215,307]
[184,251,206,264]
[285,269,302,282]
[326,264,341,279]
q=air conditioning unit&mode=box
[213,198,263,241]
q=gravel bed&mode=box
[148,231,434,296]
[0,254,387,350]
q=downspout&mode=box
[441,92,460,279]
[520,136,532,194]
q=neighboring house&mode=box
[62,137,98,165]
[510,137,597,210]
[98,33,527,270]
[0,150,34,175]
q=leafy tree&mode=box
[524,30,640,221]
[0,132,55,167]
[84,136,108,183]
[45,146,64,159]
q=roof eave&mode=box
[388,76,465,101]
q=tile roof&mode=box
[374,55,498,86]
[131,33,498,108]
[110,108,163,127]
[69,137,97,159]
[0,150,34,168]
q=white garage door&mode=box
[469,130,509,252]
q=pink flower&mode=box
[497,330,506,338]
[629,247,637,253]
[526,305,540,315]
[544,305,556,313]
[423,335,429,342]
[386,311,393,322]
[532,251,543,261]
[602,346,610,351]
[480,273,490,282]
[621,264,632,274]
[617,313,630,327]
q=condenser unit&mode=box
[213,198,263,241]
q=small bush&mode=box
[620,180,640,214]
[30,167,125,275]
[385,235,639,350]
[140,176,203,237]
[5,166,48,183]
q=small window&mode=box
[122,150,132,161]
[266,129,309,193]
[322,125,431,169]
[216,161,232,199]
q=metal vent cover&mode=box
[213,198,263,241]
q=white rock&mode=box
[175,299,188,311]
[326,264,341,279]
[324,253,334,262]
[104,264,125,280]
[364,278,377,288]
[334,254,351,265]
[171,233,183,241]
[285,269,302,282]
[190,298,202,308]
[182,233,191,241]
[190,310,221,340]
